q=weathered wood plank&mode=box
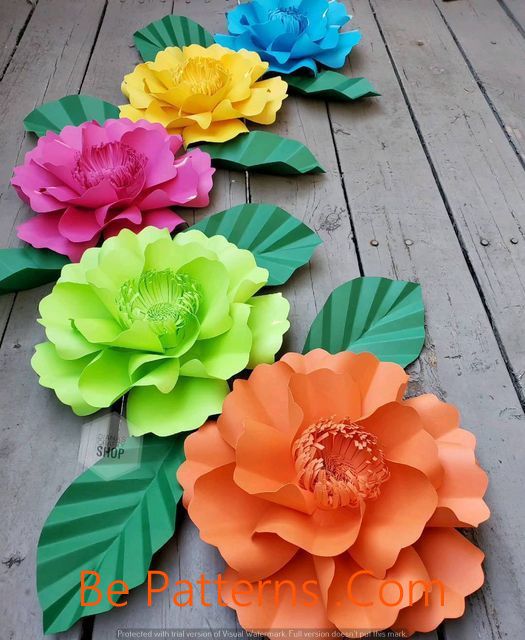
[334,1,525,638]
[500,0,525,32]
[0,0,35,78]
[0,1,107,638]
[369,0,525,399]
[438,0,525,163]
[91,1,247,635]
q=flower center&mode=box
[173,57,231,95]
[116,269,201,338]
[292,418,390,509]
[73,142,146,190]
[268,7,309,34]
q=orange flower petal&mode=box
[350,463,438,577]
[404,394,460,440]
[360,402,442,487]
[327,547,429,636]
[234,419,316,513]
[282,350,408,415]
[288,369,361,429]
[393,528,485,635]
[217,361,298,446]
[428,442,489,527]
[189,463,297,581]
[255,502,363,557]
[177,420,235,508]
[222,551,336,632]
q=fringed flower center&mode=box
[292,418,390,509]
[268,7,309,34]
[173,57,231,95]
[73,142,146,190]
[116,269,201,337]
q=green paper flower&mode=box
[32,226,290,436]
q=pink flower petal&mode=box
[58,207,102,242]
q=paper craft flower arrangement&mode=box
[2,7,489,640]
[179,350,489,636]
[12,119,214,261]
[215,0,362,74]
[32,226,289,436]
[121,44,288,145]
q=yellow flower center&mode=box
[116,269,201,337]
[293,418,390,509]
[173,57,231,95]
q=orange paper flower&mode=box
[178,350,489,636]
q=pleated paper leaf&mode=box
[304,277,425,367]
[286,72,380,102]
[199,131,325,175]
[191,203,322,286]
[24,95,120,137]
[134,15,214,62]
[0,246,69,294]
[37,434,184,634]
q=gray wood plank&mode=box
[501,0,525,32]
[438,0,525,163]
[334,1,525,638]
[369,0,525,400]
[91,1,247,636]
[0,0,35,78]
[0,1,107,638]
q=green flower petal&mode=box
[126,377,229,436]
[78,349,133,408]
[178,257,231,339]
[144,236,216,273]
[32,343,98,416]
[247,293,290,367]
[39,282,113,326]
[180,303,252,379]
[74,318,164,353]
[182,231,268,302]
[130,355,180,393]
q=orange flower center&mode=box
[292,418,390,510]
[173,57,230,95]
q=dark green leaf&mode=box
[24,95,120,137]
[0,247,69,294]
[304,277,425,367]
[286,71,380,102]
[37,434,185,634]
[134,15,214,62]
[190,203,322,286]
[199,131,325,175]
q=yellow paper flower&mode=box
[120,44,288,146]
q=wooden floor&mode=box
[1,0,524,638]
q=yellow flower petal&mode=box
[183,120,249,146]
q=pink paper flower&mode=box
[12,119,214,261]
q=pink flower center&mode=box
[73,142,146,190]
[292,418,390,509]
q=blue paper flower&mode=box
[215,0,362,75]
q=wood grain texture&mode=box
[369,0,525,401]
[336,1,525,638]
[438,0,525,163]
[0,0,35,78]
[500,0,525,32]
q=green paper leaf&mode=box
[37,434,184,634]
[134,15,214,62]
[199,131,325,175]
[24,95,120,137]
[286,72,380,102]
[0,246,69,294]
[303,277,425,367]
[191,203,322,286]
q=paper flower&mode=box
[12,119,214,262]
[120,44,288,145]
[31,226,290,436]
[178,349,489,636]
[215,0,362,75]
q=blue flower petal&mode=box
[267,56,318,75]
[326,0,351,27]
[314,30,362,68]
[227,4,258,35]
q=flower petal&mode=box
[247,293,290,367]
